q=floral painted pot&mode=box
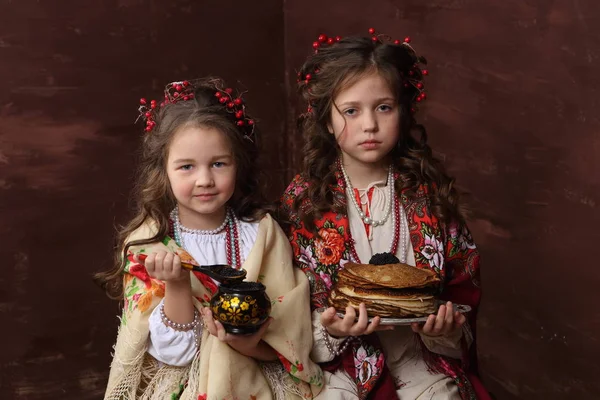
[210,281,271,335]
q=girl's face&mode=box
[166,125,236,227]
[328,71,400,170]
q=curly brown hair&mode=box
[292,36,466,233]
[95,77,272,299]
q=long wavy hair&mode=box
[95,77,271,299]
[293,36,466,232]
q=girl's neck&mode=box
[341,155,389,189]
[177,205,228,231]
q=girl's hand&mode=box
[201,308,276,360]
[320,303,394,338]
[411,301,466,337]
[135,251,189,283]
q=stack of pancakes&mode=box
[329,262,441,318]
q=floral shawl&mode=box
[279,172,490,400]
[104,214,323,400]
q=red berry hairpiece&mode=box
[300,28,429,114]
[213,86,255,141]
[137,80,193,133]
[137,80,255,141]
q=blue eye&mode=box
[377,104,392,112]
[180,164,193,171]
[343,108,357,116]
[212,162,225,168]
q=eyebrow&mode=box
[171,155,233,164]
[172,158,195,164]
[338,97,396,108]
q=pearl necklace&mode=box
[170,207,242,268]
[340,163,394,227]
[339,162,410,264]
[171,206,230,235]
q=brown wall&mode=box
[283,1,600,399]
[1,0,599,399]
[0,1,285,398]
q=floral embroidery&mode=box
[314,228,345,265]
[449,222,459,238]
[354,345,380,385]
[421,233,444,270]
[278,353,292,371]
[152,280,165,297]
[447,222,477,257]
[275,342,324,391]
[353,343,385,398]
[459,225,477,250]
[136,292,153,313]
[299,245,318,270]
[277,353,306,375]
[120,244,211,326]
[121,253,167,318]
[318,271,332,289]
[128,263,152,289]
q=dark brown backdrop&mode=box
[2,0,598,399]
[283,1,599,399]
[0,1,285,398]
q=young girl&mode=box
[97,78,322,400]
[279,30,491,400]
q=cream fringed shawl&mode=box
[104,214,323,400]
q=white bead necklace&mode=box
[340,163,394,227]
[170,206,230,235]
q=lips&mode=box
[359,140,381,149]
[193,193,217,200]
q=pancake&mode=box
[343,262,440,289]
[329,286,437,317]
[329,262,440,318]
